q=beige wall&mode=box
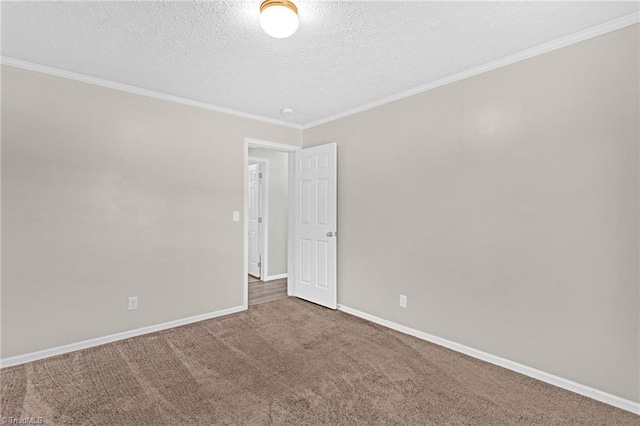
[248,148,289,278]
[304,25,640,402]
[1,65,301,358]
[1,23,638,405]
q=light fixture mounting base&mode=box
[260,0,298,15]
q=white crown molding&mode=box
[2,13,637,132]
[0,305,246,369]
[303,12,640,130]
[338,304,640,415]
[0,57,303,131]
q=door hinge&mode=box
[258,217,262,223]
[258,172,263,179]
[258,261,261,268]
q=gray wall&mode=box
[249,148,289,278]
[304,25,640,402]
[1,65,301,358]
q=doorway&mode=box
[244,139,297,307]
[243,138,338,310]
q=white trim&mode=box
[4,13,637,132]
[337,305,640,415]
[245,138,302,152]
[286,154,296,297]
[244,138,300,308]
[264,273,288,281]
[248,157,270,281]
[0,57,303,131]
[303,12,640,129]
[0,305,245,369]
[243,145,249,309]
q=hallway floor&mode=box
[248,275,287,306]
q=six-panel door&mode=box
[294,143,337,309]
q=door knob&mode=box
[326,232,334,237]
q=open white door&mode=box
[294,143,337,309]
[248,163,261,278]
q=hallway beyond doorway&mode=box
[248,275,287,306]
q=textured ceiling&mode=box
[2,1,638,126]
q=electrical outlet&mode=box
[128,296,138,311]
[399,294,407,308]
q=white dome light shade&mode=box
[259,1,299,39]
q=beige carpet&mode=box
[1,298,637,425]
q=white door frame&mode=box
[248,157,269,280]
[243,137,300,309]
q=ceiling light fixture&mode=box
[259,0,299,39]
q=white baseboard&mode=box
[0,305,246,369]
[3,302,637,415]
[264,273,288,281]
[337,305,640,415]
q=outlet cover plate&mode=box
[128,296,138,310]
[399,294,407,308]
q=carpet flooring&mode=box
[1,298,637,425]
